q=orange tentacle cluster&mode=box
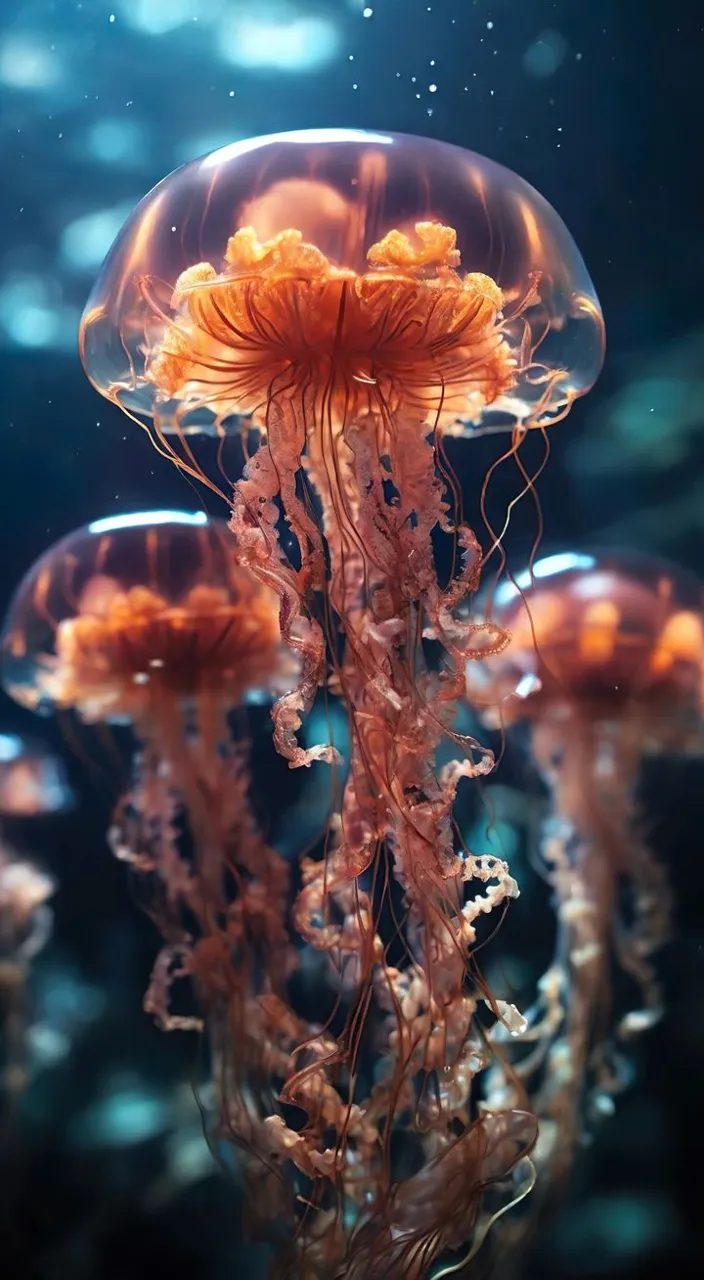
[147,222,515,431]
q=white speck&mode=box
[487,20,494,29]
[171,226,176,232]
[349,54,354,61]
[429,83,437,92]
[109,12,115,21]
[228,90,235,97]
[352,82,358,89]
[576,52,583,60]
[362,6,373,16]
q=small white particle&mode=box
[109,12,115,21]
[429,84,437,92]
[363,6,373,16]
[229,90,235,97]
[487,20,493,29]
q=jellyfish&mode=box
[466,551,704,1179]
[0,513,294,1141]
[0,731,73,818]
[74,130,604,1272]
[0,842,55,1107]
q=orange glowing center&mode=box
[45,581,282,717]
[146,222,515,427]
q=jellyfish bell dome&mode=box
[0,510,286,724]
[468,551,704,745]
[79,128,604,438]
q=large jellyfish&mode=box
[74,132,605,1273]
[467,551,704,1180]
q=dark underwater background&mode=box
[1,2,703,1278]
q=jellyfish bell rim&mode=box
[491,548,704,615]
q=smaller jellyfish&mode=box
[0,508,293,996]
[0,512,296,1146]
[467,551,704,1175]
[0,841,55,1104]
[0,731,73,818]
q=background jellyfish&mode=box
[0,840,55,1110]
[0,731,73,819]
[0,514,300,1190]
[466,551,704,1184]
[74,129,605,1273]
[0,731,64,1116]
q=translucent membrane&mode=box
[0,510,283,722]
[469,551,704,729]
[79,128,604,436]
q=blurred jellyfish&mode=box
[72,130,607,1273]
[0,841,55,1103]
[0,731,73,818]
[468,551,704,1177]
[0,511,343,1224]
[0,509,296,1015]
